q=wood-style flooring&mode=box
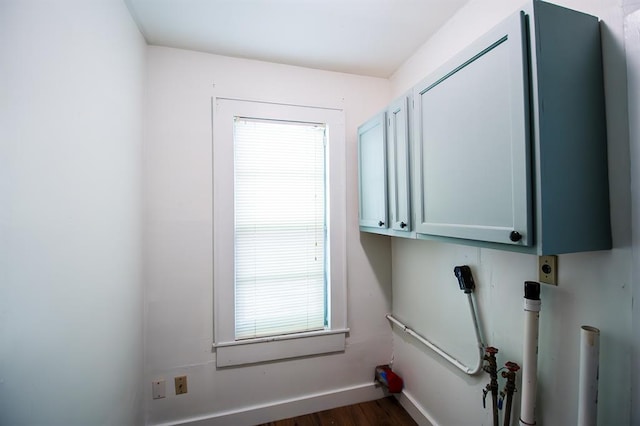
[256,397,418,426]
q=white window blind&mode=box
[234,117,327,340]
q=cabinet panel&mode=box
[413,11,532,246]
[527,0,611,254]
[387,96,411,232]
[358,112,387,229]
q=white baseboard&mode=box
[157,383,387,426]
[395,390,439,426]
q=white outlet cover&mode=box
[152,380,166,399]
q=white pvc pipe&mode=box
[520,294,541,426]
[577,326,600,426]
[386,293,484,376]
[467,294,485,358]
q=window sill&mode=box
[214,328,349,367]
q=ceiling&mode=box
[125,0,470,78]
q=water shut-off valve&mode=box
[482,346,499,410]
[499,361,520,410]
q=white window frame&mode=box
[212,97,348,367]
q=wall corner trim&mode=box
[395,390,439,426]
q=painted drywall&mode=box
[624,3,640,424]
[143,47,393,425]
[388,0,633,425]
[0,0,146,424]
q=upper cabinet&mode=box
[413,11,531,247]
[387,96,412,234]
[358,111,387,230]
[358,0,611,255]
[358,95,413,237]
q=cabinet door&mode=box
[387,97,411,232]
[358,112,388,229]
[413,11,532,246]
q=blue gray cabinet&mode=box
[358,96,413,236]
[412,0,611,255]
[387,96,412,234]
[358,111,387,230]
[358,0,611,255]
[413,11,531,247]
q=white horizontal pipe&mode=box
[386,296,484,376]
[577,325,600,426]
[467,294,485,356]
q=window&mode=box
[213,98,347,367]
[234,118,326,340]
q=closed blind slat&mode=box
[234,118,327,340]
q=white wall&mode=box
[0,0,146,424]
[143,47,393,425]
[624,1,640,424]
[388,0,633,425]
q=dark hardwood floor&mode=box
[256,397,417,426]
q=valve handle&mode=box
[485,346,499,355]
[482,388,489,409]
[505,361,520,372]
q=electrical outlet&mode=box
[175,376,188,395]
[152,380,166,399]
[538,255,558,285]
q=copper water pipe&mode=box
[483,346,499,426]
[502,361,520,426]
